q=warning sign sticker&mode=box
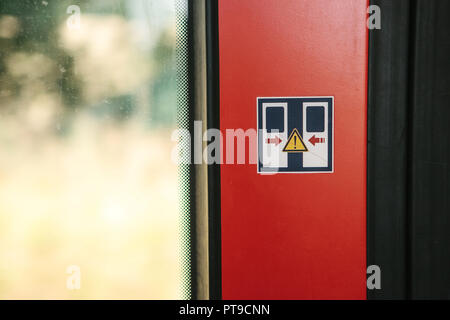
[283,128,308,153]
[257,97,334,174]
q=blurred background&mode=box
[0,0,185,299]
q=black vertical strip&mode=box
[205,0,222,300]
[367,0,411,299]
[410,0,450,299]
[405,0,417,301]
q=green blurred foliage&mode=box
[0,0,177,131]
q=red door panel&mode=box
[219,0,368,299]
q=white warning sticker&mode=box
[257,97,334,174]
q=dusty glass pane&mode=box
[0,0,183,299]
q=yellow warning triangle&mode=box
[283,128,308,152]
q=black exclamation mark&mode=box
[294,136,297,149]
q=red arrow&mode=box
[266,136,282,146]
[308,135,325,146]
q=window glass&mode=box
[0,0,187,299]
[306,106,325,132]
[266,107,284,133]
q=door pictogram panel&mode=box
[258,97,334,173]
